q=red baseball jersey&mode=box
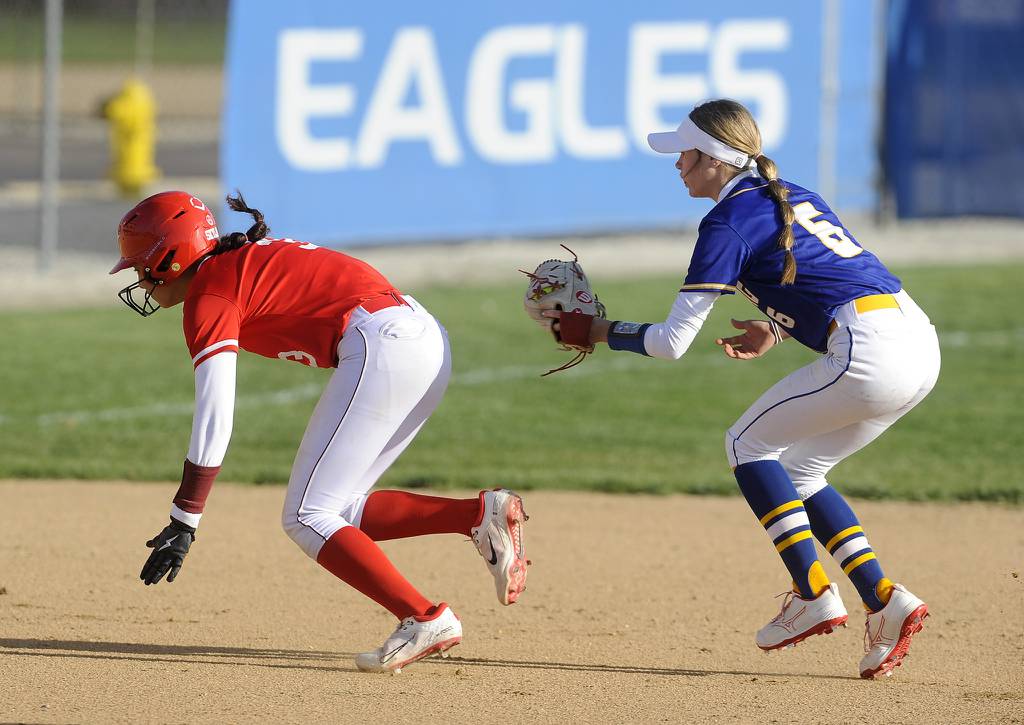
[183,238,400,369]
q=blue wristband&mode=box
[606,321,651,356]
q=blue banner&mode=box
[885,0,1024,217]
[222,2,878,244]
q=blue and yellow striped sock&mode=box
[804,485,891,612]
[734,461,830,600]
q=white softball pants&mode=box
[725,290,941,499]
[281,297,451,559]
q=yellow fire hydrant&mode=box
[102,79,160,196]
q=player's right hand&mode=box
[140,518,196,585]
[715,318,777,360]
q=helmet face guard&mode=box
[113,237,164,316]
[118,277,161,316]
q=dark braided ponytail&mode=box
[210,191,269,255]
[690,100,798,285]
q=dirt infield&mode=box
[1,481,1021,724]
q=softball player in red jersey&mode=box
[110,191,529,674]
[547,100,937,679]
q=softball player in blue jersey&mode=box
[546,99,939,679]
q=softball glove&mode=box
[522,245,606,375]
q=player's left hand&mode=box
[522,249,607,376]
[715,318,777,360]
[541,310,612,347]
[140,518,196,585]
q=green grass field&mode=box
[0,17,226,65]
[1,262,1021,502]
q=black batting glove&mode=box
[140,517,196,586]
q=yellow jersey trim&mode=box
[680,283,737,293]
[726,183,769,200]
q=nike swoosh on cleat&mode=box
[158,535,179,551]
[486,535,498,566]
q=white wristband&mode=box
[170,504,202,529]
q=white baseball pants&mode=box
[281,297,451,559]
[725,290,941,499]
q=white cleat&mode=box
[756,582,849,651]
[859,584,928,679]
[355,603,462,674]
[471,488,529,605]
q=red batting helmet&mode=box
[110,191,220,316]
[110,191,220,282]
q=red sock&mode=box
[359,490,482,541]
[315,526,432,620]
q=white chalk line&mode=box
[7,356,653,428]
[936,327,1024,348]
[4,328,1020,428]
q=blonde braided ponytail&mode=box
[754,154,797,285]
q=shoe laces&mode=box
[771,590,797,622]
[862,610,887,653]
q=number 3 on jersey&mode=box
[793,202,862,258]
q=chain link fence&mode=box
[0,0,227,260]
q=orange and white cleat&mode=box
[355,603,462,674]
[859,584,928,679]
[756,582,849,651]
[471,488,529,605]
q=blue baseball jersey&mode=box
[681,176,902,352]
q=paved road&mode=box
[0,132,217,182]
[0,120,218,252]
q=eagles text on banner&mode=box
[222,2,878,245]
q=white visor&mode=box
[647,116,756,169]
